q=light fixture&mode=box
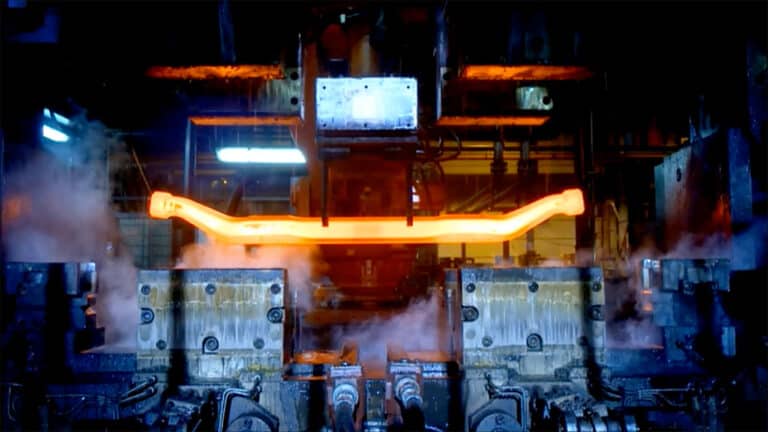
[41,124,70,143]
[411,186,420,204]
[41,108,72,143]
[44,108,72,126]
[216,147,307,164]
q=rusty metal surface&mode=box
[515,86,554,111]
[642,259,730,294]
[435,115,550,127]
[136,269,285,382]
[460,65,592,81]
[639,258,735,362]
[459,267,606,374]
[315,77,418,131]
[654,135,732,252]
[189,115,301,127]
[146,65,284,80]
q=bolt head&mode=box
[267,308,284,323]
[203,337,219,352]
[270,283,282,295]
[140,308,155,324]
[529,281,539,293]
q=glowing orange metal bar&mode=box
[149,189,584,245]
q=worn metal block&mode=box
[316,77,418,131]
[640,258,735,362]
[459,267,605,375]
[3,262,103,378]
[136,269,286,381]
[642,259,730,293]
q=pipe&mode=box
[332,383,358,432]
[119,387,156,406]
[218,0,236,64]
[183,118,195,197]
[119,376,157,401]
[435,5,448,121]
[401,404,426,432]
[0,129,4,263]
[396,377,425,431]
[445,287,455,356]
[321,160,329,227]
[406,162,413,226]
[149,189,585,245]
[225,182,245,216]
[333,403,356,432]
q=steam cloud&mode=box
[607,221,766,348]
[2,123,139,349]
[176,240,326,313]
[331,292,443,369]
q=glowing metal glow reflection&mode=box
[149,189,584,245]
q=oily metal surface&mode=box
[460,267,606,374]
[136,269,285,380]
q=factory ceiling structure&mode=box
[0,2,766,432]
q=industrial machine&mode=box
[3,256,760,432]
[2,2,766,432]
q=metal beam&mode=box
[183,118,195,197]
[189,115,301,127]
[460,65,592,81]
[146,65,283,80]
[436,116,550,127]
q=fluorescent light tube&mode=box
[216,147,307,164]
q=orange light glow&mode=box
[461,65,593,81]
[149,189,584,245]
[146,65,283,80]
[190,115,301,127]
[2,195,26,222]
[436,115,550,127]
[640,289,653,295]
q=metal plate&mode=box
[316,77,418,131]
[642,259,730,293]
[460,267,605,374]
[136,269,286,380]
[515,86,554,111]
